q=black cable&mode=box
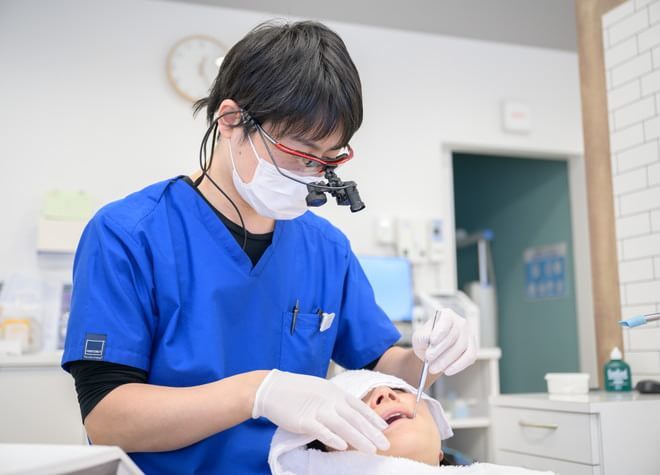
[196,112,248,251]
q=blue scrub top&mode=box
[62,177,401,475]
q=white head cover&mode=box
[329,370,453,439]
[268,369,453,475]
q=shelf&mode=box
[448,417,491,429]
[0,350,63,367]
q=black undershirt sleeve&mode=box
[68,360,148,422]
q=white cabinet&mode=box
[431,347,501,462]
[491,392,660,475]
[0,351,85,444]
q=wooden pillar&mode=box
[574,0,627,387]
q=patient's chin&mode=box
[376,431,440,466]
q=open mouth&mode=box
[382,410,412,426]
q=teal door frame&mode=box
[441,141,598,388]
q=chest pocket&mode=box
[279,311,337,377]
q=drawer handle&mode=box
[518,420,559,430]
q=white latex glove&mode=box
[252,369,390,453]
[412,308,478,376]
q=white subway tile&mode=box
[619,257,655,281]
[604,1,635,27]
[640,23,660,51]
[612,53,653,88]
[616,140,659,171]
[649,162,660,184]
[609,80,641,111]
[622,232,660,258]
[644,115,660,139]
[606,37,639,69]
[616,195,622,216]
[626,279,660,303]
[637,0,654,9]
[652,210,660,231]
[642,69,660,95]
[604,26,610,50]
[613,167,648,195]
[621,187,660,214]
[621,283,627,305]
[629,326,660,350]
[626,351,660,372]
[655,255,660,275]
[622,303,658,316]
[651,1,660,23]
[609,110,616,132]
[654,45,660,66]
[610,10,649,44]
[619,239,625,259]
[616,212,651,239]
[611,124,645,152]
[614,96,656,130]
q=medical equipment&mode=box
[413,310,438,418]
[197,109,365,250]
[619,312,660,328]
[357,256,413,322]
[457,229,498,348]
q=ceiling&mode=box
[167,0,578,52]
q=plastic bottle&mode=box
[604,347,632,392]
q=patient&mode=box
[308,385,443,465]
[269,370,554,475]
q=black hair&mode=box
[193,20,363,146]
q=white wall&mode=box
[0,0,584,283]
[602,0,660,385]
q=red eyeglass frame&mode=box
[256,124,354,168]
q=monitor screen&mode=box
[358,255,413,321]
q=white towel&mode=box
[276,449,555,475]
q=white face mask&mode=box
[228,135,319,220]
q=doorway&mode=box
[453,152,581,393]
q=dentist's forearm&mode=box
[373,346,441,388]
[84,370,270,453]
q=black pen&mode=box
[290,299,300,335]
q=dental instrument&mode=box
[412,310,438,418]
[619,312,660,328]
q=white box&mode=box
[545,372,590,395]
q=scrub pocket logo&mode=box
[83,333,107,360]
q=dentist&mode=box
[62,20,477,474]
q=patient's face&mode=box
[361,386,442,465]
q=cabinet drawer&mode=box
[496,450,601,475]
[492,406,600,465]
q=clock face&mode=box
[167,35,227,102]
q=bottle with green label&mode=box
[604,347,632,392]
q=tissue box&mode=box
[545,372,590,394]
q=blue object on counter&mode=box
[358,255,413,321]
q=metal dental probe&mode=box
[412,310,439,418]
